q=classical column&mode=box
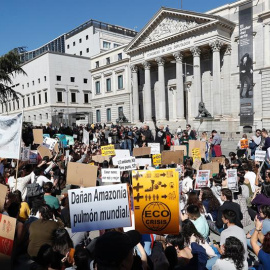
[223,45,232,116]
[209,39,223,117]
[155,57,166,121]
[142,61,152,121]
[190,46,201,118]
[173,51,185,120]
[131,65,139,122]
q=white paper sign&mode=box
[20,147,30,161]
[112,150,131,165]
[116,157,136,171]
[255,150,266,162]
[68,184,131,232]
[227,169,238,192]
[148,143,160,154]
[108,137,112,144]
[43,137,57,150]
[195,170,210,190]
[102,169,121,182]
[29,150,38,164]
[135,158,152,167]
[83,129,89,145]
[73,134,78,139]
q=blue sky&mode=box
[0,0,232,55]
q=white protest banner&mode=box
[68,184,131,232]
[116,157,136,171]
[43,137,57,150]
[102,169,121,183]
[20,147,30,161]
[255,150,266,162]
[82,129,89,145]
[195,170,210,190]
[112,150,130,165]
[108,137,112,144]
[135,158,152,167]
[29,150,38,164]
[0,113,23,159]
[148,143,160,154]
[227,169,238,192]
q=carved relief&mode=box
[141,17,198,45]
[142,61,151,70]
[224,44,232,55]
[209,40,223,52]
[190,46,201,57]
[173,51,183,63]
[131,65,138,73]
[155,57,165,66]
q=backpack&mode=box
[26,175,43,198]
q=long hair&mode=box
[262,232,270,254]
[186,191,204,213]
[262,183,270,198]
[181,219,205,245]
[221,237,244,270]
[52,228,74,256]
[201,187,220,212]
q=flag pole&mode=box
[15,159,19,190]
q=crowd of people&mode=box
[1,121,270,270]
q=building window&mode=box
[27,97,30,107]
[118,107,123,118]
[106,57,110,65]
[38,78,40,84]
[84,93,89,103]
[114,43,120,48]
[106,78,111,92]
[95,61,99,68]
[56,75,61,81]
[118,53,122,60]
[17,100,19,109]
[13,101,15,110]
[32,80,34,86]
[86,48,89,53]
[23,98,25,108]
[34,115,36,120]
[67,44,70,49]
[71,92,76,103]
[39,93,41,104]
[106,108,111,122]
[95,81,100,94]
[118,75,123,89]
[22,85,24,89]
[96,110,101,123]
[44,76,47,81]
[103,41,111,49]
[70,77,75,82]
[79,38,82,43]
[39,114,42,120]
[73,41,76,46]
[9,103,11,111]
[28,115,31,121]
[27,83,29,87]
[83,78,88,84]
[33,95,35,106]
[80,51,82,56]
[57,92,63,102]
[46,113,48,119]
[44,92,48,103]
[86,35,88,40]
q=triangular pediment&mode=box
[125,7,235,53]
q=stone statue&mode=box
[197,101,212,118]
[116,111,128,123]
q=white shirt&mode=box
[244,171,256,192]
[213,258,248,270]
[8,174,32,200]
[30,172,53,187]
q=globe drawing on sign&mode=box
[142,202,171,231]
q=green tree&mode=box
[0,49,26,107]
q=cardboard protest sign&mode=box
[170,145,187,156]
[101,145,116,156]
[132,169,179,234]
[67,162,98,187]
[54,143,59,153]
[37,145,52,159]
[189,140,206,158]
[133,147,151,157]
[33,129,43,144]
[116,157,136,171]
[0,184,7,213]
[240,139,249,149]
[211,157,225,164]
[161,150,184,165]
[255,150,266,162]
[192,158,202,171]
[135,158,152,167]
[91,155,110,163]
[192,148,201,161]
[29,150,38,164]
[201,162,219,177]
[227,169,238,192]
[195,170,210,190]
[148,143,160,154]
[102,169,121,183]
[0,214,16,256]
[20,147,30,161]
[152,154,162,166]
[68,184,131,233]
[43,137,57,151]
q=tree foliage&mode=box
[0,49,27,105]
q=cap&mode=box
[94,230,141,267]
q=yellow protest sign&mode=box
[132,169,179,234]
[192,148,201,161]
[152,154,161,166]
[101,145,116,156]
[240,139,248,149]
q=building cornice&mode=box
[90,58,129,73]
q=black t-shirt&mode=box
[155,128,165,144]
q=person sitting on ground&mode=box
[44,182,60,211]
[185,191,205,214]
[13,189,30,223]
[251,182,270,212]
